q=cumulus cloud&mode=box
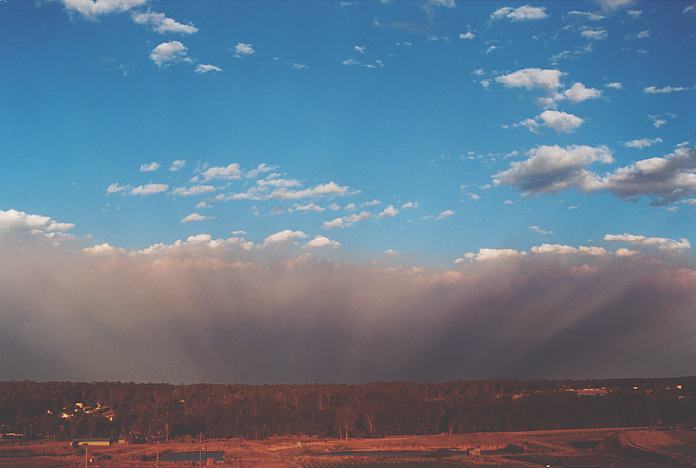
[323,211,371,229]
[267,182,350,200]
[0,209,75,236]
[567,10,605,21]
[531,244,608,256]
[401,201,418,209]
[580,28,608,40]
[496,145,696,205]
[605,82,623,90]
[459,31,475,40]
[131,11,198,34]
[150,41,191,67]
[644,85,690,94]
[263,229,307,246]
[377,205,398,218]
[537,110,584,132]
[491,5,548,21]
[495,68,562,90]
[234,42,255,58]
[2,218,695,382]
[304,236,341,249]
[529,225,553,235]
[563,82,601,102]
[130,183,168,196]
[624,137,662,149]
[462,248,526,262]
[173,185,215,197]
[139,161,160,172]
[200,163,241,181]
[604,233,691,251]
[195,64,223,74]
[593,146,696,203]
[181,213,210,223]
[169,159,186,171]
[437,209,455,220]
[81,243,125,255]
[61,0,145,18]
[596,0,635,11]
[106,183,129,194]
[493,145,613,195]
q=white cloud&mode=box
[61,0,145,18]
[322,211,371,229]
[649,113,676,129]
[496,145,696,204]
[463,248,526,262]
[268,182,349,200]
[466,192,482,201]
[590,145,696,203]
[304,236,341,249]
[234,42,255,58]
[605,82,623,90]
[644,85,690,94]
[684,5,695,14]
[615,248,637,257]
[361,199,381,207]
[538,110,584,133]
[131,11,198,35]
[377,205,398,218]
[107,183,129,194]
[495,68,563,90]
[0,209,75,235]
[263,229,307,246]
[596,0,635,11]
[529,225,553,235]
[195,64,223,74]
[459,32,475,40]
[401,201,418,209]
[567,10,605,21]
[635,30,650,39]
[169,159,186,171]
[437,209,455,220]
[173,185,216,196]
[581,28,608,40]
[531,243,607,256]
[200,163,241,181]
[624,137,663,149]
[563,82,601,102]
[627,9,642,17]
[245,163,275,178]
[130,183,168,196]
[150,41,190,67]
[604,233,691,251]
[493,145,613,195]
[491,5,548,21]
[293,203,325,212]
[354,45,366,54]
[181,212,210,223]
[139,161,160,172]
[82,243,125,255]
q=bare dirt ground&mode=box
[2,427,696,467]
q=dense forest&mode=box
[1,378,695,441]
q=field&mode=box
[2,427,696,467]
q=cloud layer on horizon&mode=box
[1,217,695,384]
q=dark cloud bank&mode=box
[1,231,695,384]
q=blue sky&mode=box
[1,0,695,265]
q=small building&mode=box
[72,438,112,448]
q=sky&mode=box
[1,0,695,383]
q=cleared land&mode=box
[2,427,696,466]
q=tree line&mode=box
[1,378,695,441]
